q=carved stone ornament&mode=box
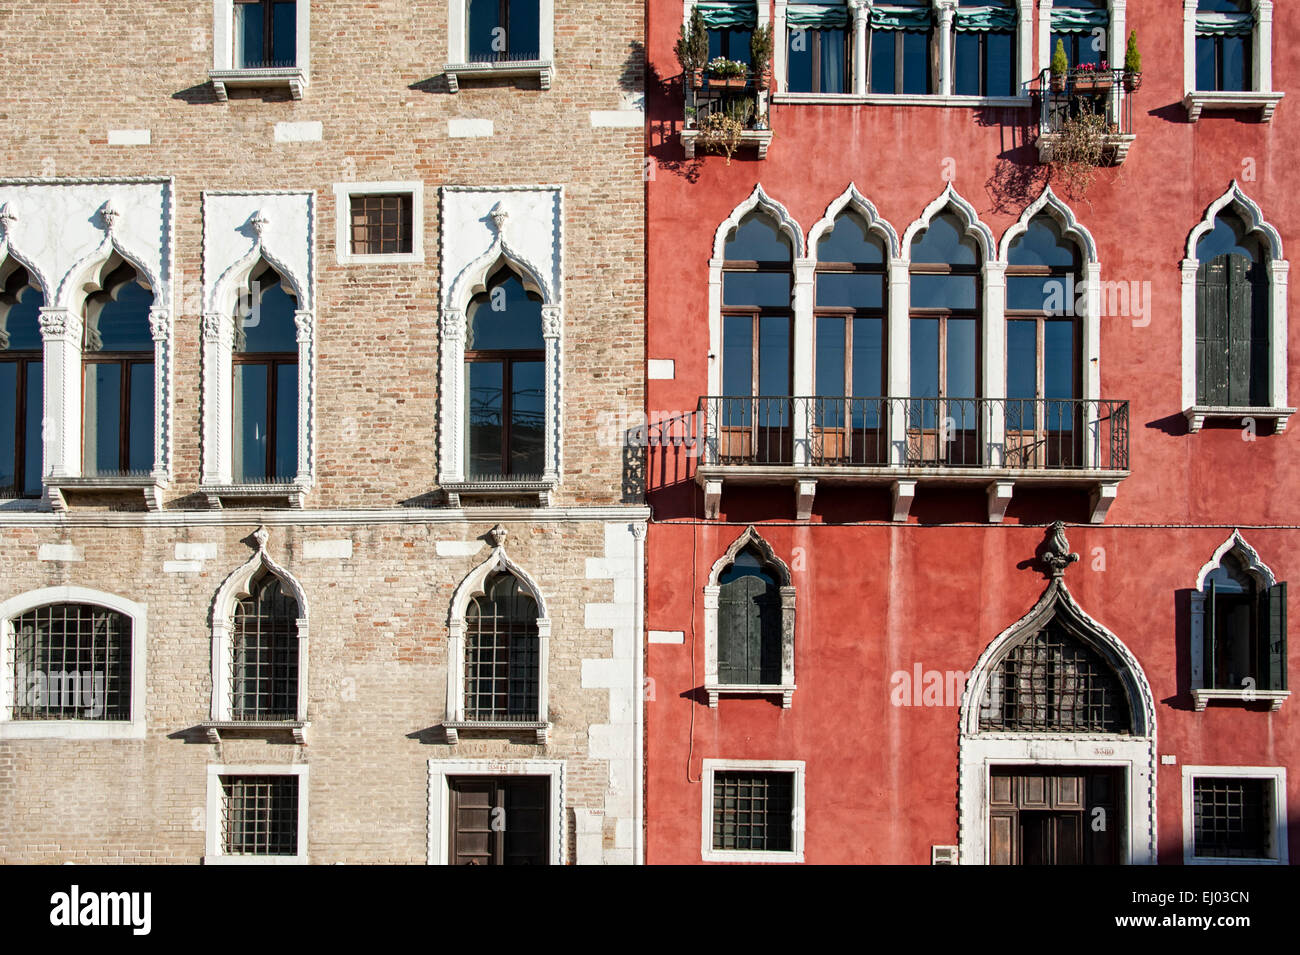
[489,202,509,234]
[541,305,562,338]
[488,523,508,548]
[1042,520,1080,579]
[38,309,69,339]
[251,209,271,238]
[0,201,17,234]
[100,199,122,234]
[202,312,225,342]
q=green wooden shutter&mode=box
[719,575,779,684]
[756,585,781,684]
[1206,578,1217,689]
[718,578,750,684]
[1227,255,1254,406]
[1261,581,1286,691]
[1197,259,1230,405]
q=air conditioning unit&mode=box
[931,845,959,865]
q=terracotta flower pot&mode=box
[1123,70,1142,92]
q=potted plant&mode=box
[696,98,755,164]
[1123,29,1142,92]
[750,23,773,90]
[1051,39,1068,92]
[1072,61,1113,92]
[707,56,749,89]
[675,6,708,88]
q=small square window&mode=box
[1182,766,1288,865]
[333,182,425,265]
[701,759,805,862]
[349,195,414,257]
[205,764,308,864]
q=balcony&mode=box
[680,70,771,160]
[1033,68,1136,165]
[695,396,1130,523]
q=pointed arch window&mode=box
[1195,212,1269,408]
[232,568,300,721]
[0,265,44,498]
[704,527,796,706]
[81,260,155,478]
[464,267,545,479]
[232,262,300,483]
[909,211,981,466]
[464,572,540,721]
[814,212,886,464]
[719,213,794,464]
[1005,215,1083,467]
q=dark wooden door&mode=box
[449,776,550,865]
[989,767,1122,865]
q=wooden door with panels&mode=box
[989,767,1122,865]
[448,776,549,865]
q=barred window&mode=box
[232,569,299,720]
[712,771,794,852]
[349,194,413,256]
[979,622,1130,733]
[1193,777,1271,859]
[221,774,299,856]
[464,572,539,721]
[8,604,131,721]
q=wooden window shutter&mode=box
[1226,255,1256,406]
[1197,259,1230,405]
[1205,578,1217,689]
[719,575,781,685]
[1260,581,1287,691]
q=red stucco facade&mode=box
[645,0,1300,864]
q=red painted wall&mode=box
[645,0,1300,863]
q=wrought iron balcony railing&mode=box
[1031,68,1135,164]
[696,396,1130,471]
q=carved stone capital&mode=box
[38,307,79,342]
[0,201,18,235]
[541,305,562,339]
[202,311,229,343]
[440,308,465,342]
[294,309,314,343]
[148,307,170,342]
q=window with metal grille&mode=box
[464,572,539,721]
[8,604,131,720]
[979,622,1130,733]
[712,771,793,852]
[231,569,299,720]
[349,194,414,256]
[221,774,299,855]
[1193,777,1270,859]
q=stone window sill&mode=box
[203,854,309,865]
[199,720,308,744]
[705,683,795,708]
[681,128,772,160]
[1185,405,1295,433]
[443,720,550,744]
[1184,91,1283,122]
[200,482,309,509]
[442,480,556,507]
[443,60,554,93]
[1192,688,1289,712]
[209,67,308,101]
[45,474,166,512]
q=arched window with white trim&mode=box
[232,261,300,484]
[0,263,44,498]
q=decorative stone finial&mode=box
[0,201,18,233]
[251,209,271,238]
[488,523,508,548]
[100,199,122,233]
[489,203,508,234]
[253,525,270,552]
[1042,521,1080,579]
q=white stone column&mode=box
[886,258,910,465]
[1038,0,1054,77]
[445,618,464,723]
[542,304,562,482]
[536,616,552,724]
[792,258,816,465]
[1255,0,1274,92]
[1016,0,1034,93]
[1183,0,1198,94]
[982,261,1007,467]
[294,309,314,488]
[202,311,234,485]
[1269,259,1288,407]
[295,618,309,721]
[936,0,957,95]
[774,1,788,94]
[439,307,466,484]
[1179,259,1199,413]
[148,306,171,480]
[851,2,868,95]
[1080,261,1103,467]
[38,307,82,481]
[211,619,232,721]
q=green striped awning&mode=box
[697,1,757,29]
[1049,8,1109,34]
[870,7,932,31]
[786,3,849,29]
[954,7,1018,32]
[1195,12,1254,37]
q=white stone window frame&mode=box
[701,758,806,863]
[444,0,555,92]
[1188,530,1290,712]
[204,763,309,865]
[332,181,425,266]
[772,0,1035,106]
[1037,0,1126,77]
[210,0,311,100]
[957,573,1158,865]
[438,186,563,503]
[1182,765,1288,864]
[444,525,551,743]
[1182,0,1281,121]
[0,178,175,513]
[703,525,796,707]
[1180,180,1292,433]
[427,758,566,864]
[204,526,310,742]
[200,190,317,507]
[0,586,147,740]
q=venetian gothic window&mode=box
[0,265,44,498]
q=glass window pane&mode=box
[910,317,939,429]
[1195,35,1216,91]
[758,317,791,395]
[238,278,299,353]
[467,272,544,350]
[468,0,502,61]
[508,0,540,59]
[870,30,896,93]
[726,214,792,262]
[23,362,41,495]
[911,214,978,265]
[852,317,883,399]
[1222,35,1248,92]
[911,274,977,310]
[273,363,298,479]
[1044,320,1076,401]
[954,32,980,96]
[128,362,154,473]
[818,214,884,265]
[272,2,297,65]
[90,281,154,352]
[987,31,1014,96]
[815,317,845,397]
[467,361,503,477]
[724,271,792,308]
[901,30,930,95]
[510,360,545,474]
[816,272,883,309]
[233,363,269,482]
[1008,275,1070,312]
[1196,214,1260,261]
[947,319,977,400]
[787,29,814,92]
[83,363,122,474]
[235,2,265,68]
[820,29,847,93]
[0,362,15,491]
[2,286,44,351]
[1007,320,1036,400]
[1009,217,1078,268]
[722,315,753,395]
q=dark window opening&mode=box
[221,775,299,855]
[787,27,848,94]
[0,266,44,498]
[233,263,299,483]
[468,0,541,63]
[712,771,794,852]
[349,194,414,256]
[465,572,539,721]
[232,568,299,720]
[234,0,297,69]
[8,603,131,721]
[717,546,782,685]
